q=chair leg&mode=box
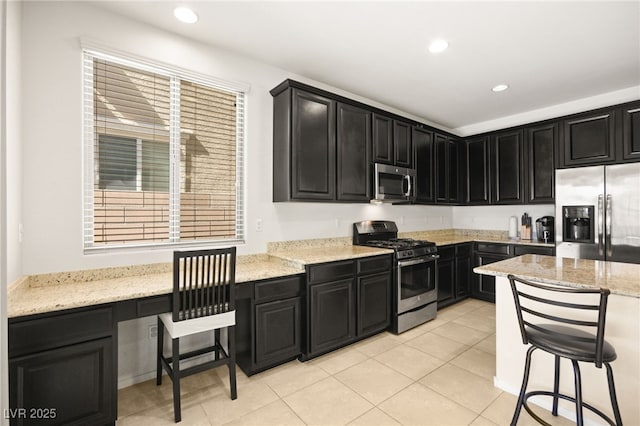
[571,360,583,426]
[172,337,181,423]
[228,326,237,400]
[156,318,164,386]
[605,362,622,425]
[552,355,560,416]
[215,329,221,360]
[511,346,536,426]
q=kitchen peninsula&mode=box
[474,254,640,425]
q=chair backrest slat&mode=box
[173,247,236,322]
[507,274,610,367]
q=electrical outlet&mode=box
[148,324,158,339]
[256,219,263,232]
[18,224,23,243]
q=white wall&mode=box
[1,0,22,422]
[20,1,454,276]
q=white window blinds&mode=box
[83,51,245,250]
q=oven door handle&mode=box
[398,255,439,267]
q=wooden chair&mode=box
[507,274,621,426]
[157,247,238,422]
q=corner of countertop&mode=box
[8,276,30,296]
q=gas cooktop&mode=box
[352,221,438,260]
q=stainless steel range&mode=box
[353,220,439,334]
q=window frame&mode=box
[82,45,248,253]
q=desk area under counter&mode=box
[474,254,640,425]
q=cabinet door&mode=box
[309,279,356,356]
[357,272,391,336]
[437,257,455,308]
[465,137,491,204]
[413,127,434,203]
[473,254,508,303]
[394,121,412,168]
[621,103,640,161]
[372,114,393,164]
[526,122,557,203]
[337,103,371,201]
[255,298,301,365]
[291,89,336,200]
[492,130,524,204]
[9,338,115,426]
[562,109,616,166]
[435,134,449,203]
[455,248,472,299]
[447,138,460,203]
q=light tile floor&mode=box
[117,299,575,425]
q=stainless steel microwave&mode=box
[372,163,416,203]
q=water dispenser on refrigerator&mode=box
[562,206,594,243]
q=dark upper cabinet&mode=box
[273,87,336,201]
[621,102,640,161]
[413,127,434,203]
[464,136,491,204]
[372,113,393,164]
[336,103,371,201]
[394,121,413,168]
[372,114,412,167]
[491,130,524,204]
[435,134,461,204]
[525,122,557,203]
[561,107,617,167]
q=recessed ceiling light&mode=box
[492,84,509,92]
[428,40,449,54]
[174,6,198,24]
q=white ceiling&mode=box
[93,1,639,134]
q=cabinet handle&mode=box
[598,194,604,257]
[606,194,612,257]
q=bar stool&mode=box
[507,274,622,426]
[157,247,238,423]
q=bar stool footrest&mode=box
[523,390,617,426]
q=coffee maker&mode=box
[536,216,555,243]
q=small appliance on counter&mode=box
[535,216,555,243]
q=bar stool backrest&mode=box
[507,274,610,367]
[172,247,236,323]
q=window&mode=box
[83,51,246,249]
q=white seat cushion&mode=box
[159,310,236,339]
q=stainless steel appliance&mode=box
[555,164,640,264]
[535,216,555,243]
[372,163,416,203]
[353,220,438,333]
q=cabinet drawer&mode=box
[438,246,455,260]
[9,307,114,358]
[513,245,555,256]
[254,275,303,303]
[475,242,511,256]
[308,260,354,284]
[357,255,392,275]
[456,243,472,257]
[136,295,171,317]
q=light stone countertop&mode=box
[268,245,393,266]
[8,255,304,318]
[474,254,640,297]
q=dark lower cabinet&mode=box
[8,307,116,426]
[357,272,391,336]
[236,275,304,376]
[9,338,115,426]
[437,243,472,309]
[306,255,391,359]
[473,252,508,303]
[255,298,302,366]
[309,279,356,356]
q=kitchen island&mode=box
[475,254,640,426]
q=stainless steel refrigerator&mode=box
[555,163,640,264]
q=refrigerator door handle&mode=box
[598,194,604,257]
[606,194,613,257]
